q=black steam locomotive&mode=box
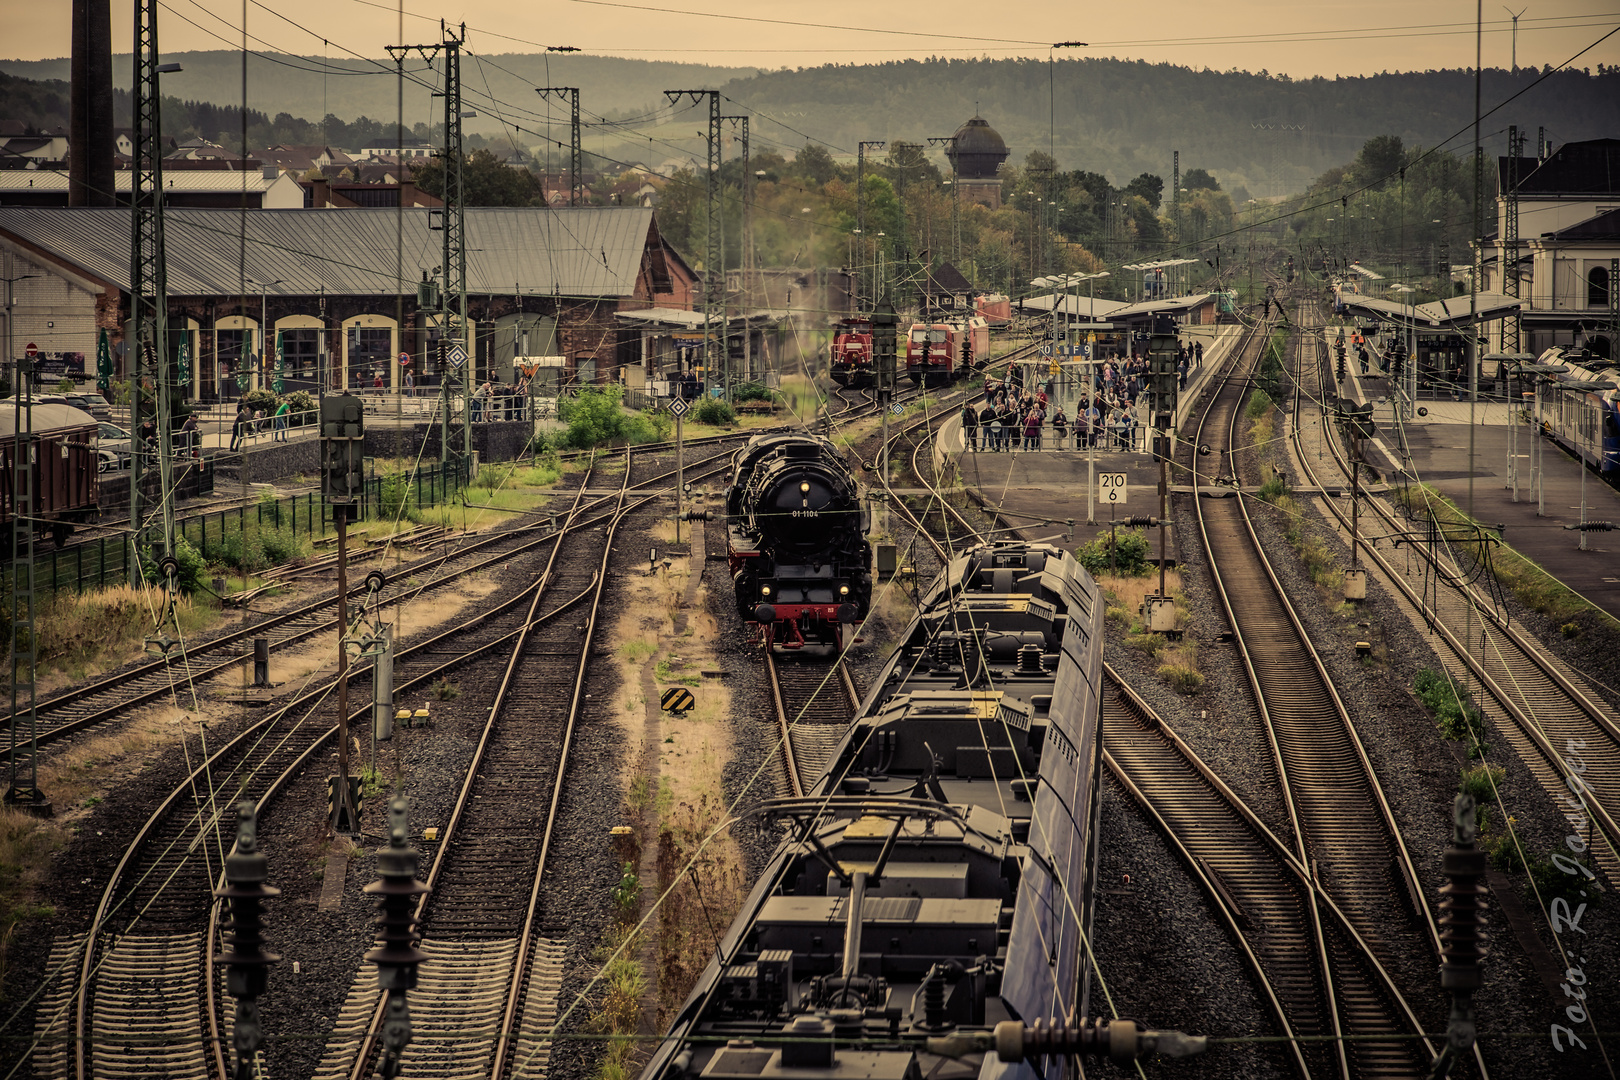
[640,542,1113,1080]
[726,433,872,649]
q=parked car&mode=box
[96,421,133,472]
[36,392,111,422]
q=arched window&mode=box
[1590,265,1611,308]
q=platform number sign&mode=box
[446,343,468,370]
[660,686,696,715]
[668,397,690,419]
[1099,472,1128,506]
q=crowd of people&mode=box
[960,339,1205,454]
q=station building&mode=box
[0,205,700,400]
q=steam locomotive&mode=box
[726,433,873,648]
[640,541,1108,1080]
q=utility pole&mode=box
[1172,150,1180,248]
[666,91,722,397]
[129,0,179,585]
[856,141,886,313]
[928,135,961,267]
[723,115,751,380]
[321,393,365,835]
[6,283,44,813]
[534,87,581,205]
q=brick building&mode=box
[0,205,697,400]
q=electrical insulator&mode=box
[213,801,280,1080]
[366,796,430,1078]
[1336,343,1347,382]
[1435,794,1488,1066]
[925,1018,1206,1067]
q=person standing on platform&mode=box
[1051,407,1068,450]
[1195,341,1204,366]
[962,401,980,452]
[229,400,250,452]
[273,399,290,442]
[982,401,1001,452]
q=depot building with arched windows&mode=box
[0,205,698,399]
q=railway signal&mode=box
[321,394,365,835]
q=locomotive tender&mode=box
[643,541,1106,1080]
[727,433,873,649]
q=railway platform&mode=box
[940,323,1245,553]
[1339,357,1620,623]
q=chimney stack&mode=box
[69,0,114,207]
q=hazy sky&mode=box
[7,0,1619,75]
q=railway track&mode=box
[1192,312,1442,1077]
[1291,306,1620,892]
[764,650,862,797]
[873,320,1457,1079]
[311,451,643,1080]
[14,448,741,1080]
[1100,664,1437,1079]
[2,440,747,775]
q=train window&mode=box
[909,329,928,343]
[928,330,947,343]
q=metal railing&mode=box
[14,461,467,597]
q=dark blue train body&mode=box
[641,541,1106,1080]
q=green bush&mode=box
[57,377,75,393]
[1459,763,1505,803]
[244,387,280,414]
[694,397,736,426]
[1258,475,1290,503]
[732,382,781,404]
[557,386,663,448]
[1244,388,1274,421]
[378,472,420,523]
[1075,528,1152,577]
[141,535,208,594]
[283,390,316,422]
[205,520,310,573]
[1415,668,1490,757]
[1530,854,1600,908]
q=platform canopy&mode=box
[1337,291,1522,328]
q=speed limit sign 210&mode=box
[1099,472,1127,505]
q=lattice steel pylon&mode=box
[129,0,175,585]
[666,90,722,395]
[856,141,886,313]
[6,356,45,811]
[535,87,580,205]
[390,23,469,469]
[1501,126,1523,354]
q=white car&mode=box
[97,421,133,472]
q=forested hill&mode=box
[4,51,1618,192]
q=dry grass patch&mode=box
[28,584,223,693]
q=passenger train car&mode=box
[642,541,1106,1080]
[727,433,873,648]
[905,317,990,387]
[1537,348,1620,475]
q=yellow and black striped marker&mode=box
[660,687,696,715]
